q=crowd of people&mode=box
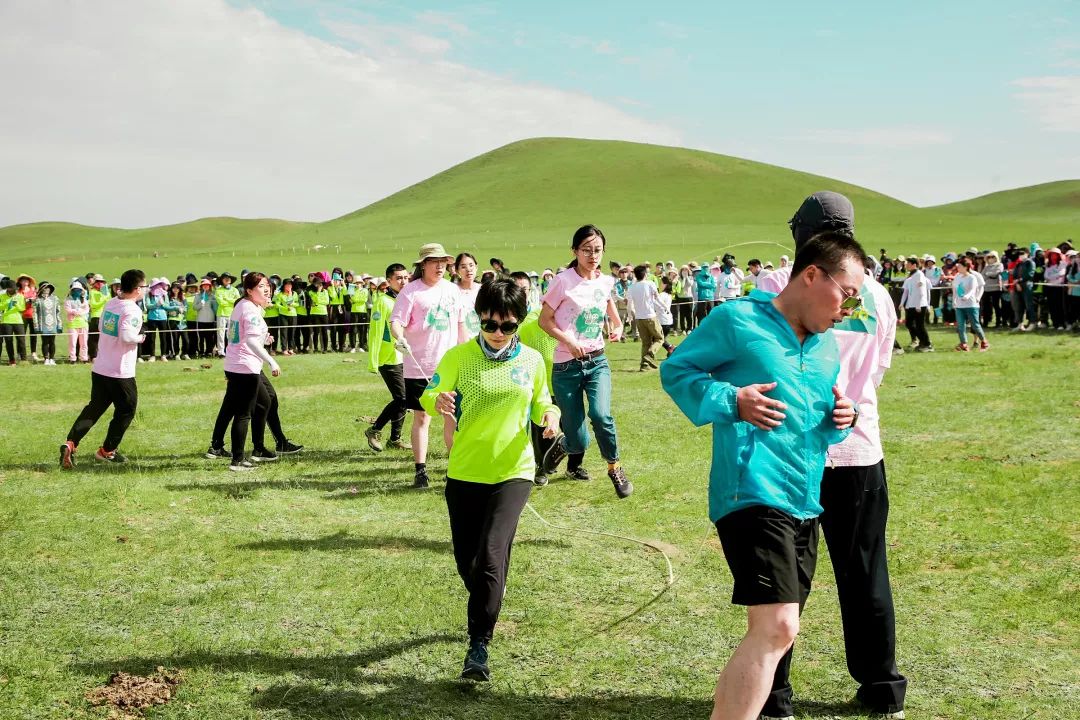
[2,199,1075,717]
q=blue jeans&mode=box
[956,307,985,345]
[551,354,619,462]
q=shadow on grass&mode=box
[237,530,570,553]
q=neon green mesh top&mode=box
[517,308,556,387]
[421,340,558,484]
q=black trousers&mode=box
[183,325,199,357]
[675,299,693,332]
[165,320,181,357]
[211,372,285,460]
[905,307,931,347]
[67,372,138,452]
[445,477,532,643]
[297,317,311,351]
[1068,294,1080,327]
[23,317,37,354]
[213,371,261,463]
[265,316,279,354]
[309,315,328,352]
[328,305,347,350]
[355,312,370,351]
[40,335,56,360]
[765,461,906,716]
[373,363,407,439]
[142,319,166,358]
[694,299,713,325]
[88,317,100,359]
[277,315,296,352]
[1046,286,1067,329]
[196,321,216,357]
[0,323,23,362]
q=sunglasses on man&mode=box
[480,319,519,334]
[816,266,862,311]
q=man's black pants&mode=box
[373,363,407,440]
[444,478,532,643]
[67,372,138,452]
[764,460,906,717]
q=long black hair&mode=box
[567,224,606,269]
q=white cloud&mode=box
[787,128,953,148]
[0,0,680,227]
[414,10,470,37]
[594,40,617,56]
[1011,76,1080,132]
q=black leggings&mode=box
[23,317,37,354]
[905,307,931,347]
[67,373,138,452]
[374,363,407,439]
[277,315,296,352]
[328,305,347,350]
[197,321,216,357]
[40,335,56,360]
[212,372,285,460]
[309,315,328,352]
[444,478,532,643]
[0,323,23,362]
[142,319,166,358]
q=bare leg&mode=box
[411,410,431,464]
[711,603,800,720]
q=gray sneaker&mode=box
[365,426,384,452]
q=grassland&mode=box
[2,139,1076,284]
[0,326,1076,719]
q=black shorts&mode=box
[404,377,429,412]
[715,505,819,607]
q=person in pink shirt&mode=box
[205,272,285,472]
[60,269,146,468]
[389,243,468,489]
[455,252,481,340]
[756,192,907,720]
[537,224,632,499]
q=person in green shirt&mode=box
[363,264,411,451]
[511,271,559,486]
[347,273,370,353]
[420,279,559,683]
[87,274,109,360]
[327,270,347,352]
[307,276,330,353]
[1,277,29,365]
[214,273,240,356]
[263,276,280,356]
[273,278,299,354]
[182,279,200,359]
[294,279,310,353]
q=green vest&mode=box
[2,293,26,324]
[308,289,329,316]
[327,284,345,306]
[215,286,240,317]
[184,294,198,322]
[89,288,108,319]
[274,292,298,317]
[367,292,401,371]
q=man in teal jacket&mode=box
[661,231,863,720]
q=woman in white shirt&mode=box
[952,257,988,351]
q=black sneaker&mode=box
[541,433,568,475]
[608,465,633,499]
[59,441,76,470]
[228,460,255,472]
[251,447,279,462]
[276,440,303,454]
[205,445,229,460]
[566,467,591,481]
[365,427,384,452]
[460,639,490,682]
[413,469,430,489]
[533,471,549,487]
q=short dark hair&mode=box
[385,262,407,277]
[509,271,531,287]
[120,269,145,294]
[748,258,761,267]
[633,264,648,281]
[0,277,14,291]
[475,278,527,323]
[791,231,867,277]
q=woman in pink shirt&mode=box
[538,225,632,499]
[455,252,481,340]
[389,243,468,489]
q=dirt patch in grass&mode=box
[85,667,181,717]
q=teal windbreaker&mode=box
[660,290,850,523]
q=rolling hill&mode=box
[1,138,1075,281]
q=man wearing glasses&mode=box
[756,191,906,719]
[60,269,147,468]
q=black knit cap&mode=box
[789,191,855,250]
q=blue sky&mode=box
[2,0,1077,226]
[242,0,1079,203]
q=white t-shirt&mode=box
[718,270,742,299]
[224,299,269,374]
[93,298,143,379]
[627,280,658,320]
[953,272,984,308]
[900,271,931,309]
[458,284,481,339]
[542,267,614,364]
[390,278,462,379]
[656,292,673,326]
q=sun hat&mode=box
[414,243,454,264]
[763,261,774,269]
[199,277,212,287]
[110,278,121,285]
[966,246,979,255]
[219,271,236,282]
[39,280,55,293]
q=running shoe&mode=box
[540,433,568,475]
[59,441,76,470]
[205,445,229,460]
[386,437,412,450]
[364,427,384,452]
[979,341,990,352]
[229,460,255,472]
[276,440,304,454]
[412,468,430,489]
[95,448,128,464]
[916,345,935,352]
[251,447,279,462]
[566,467,591,481]
[460,639,490,682]
[954,343,970,352]
[533,471,549,487]
[608,465,633,499]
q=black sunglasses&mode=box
[480,319,519,334]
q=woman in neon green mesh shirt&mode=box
[421,279,559,684]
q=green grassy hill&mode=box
[2,138,1075,281]
[929,179,1080,224]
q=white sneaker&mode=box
[1036,322,1045,328]
[349,348,357,354]
[160,356,168,362]
[1020,324,1033,332]
[31,352,40,362]
[148,356,156,362]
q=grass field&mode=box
[0,326,1076,719]
[3,139,1077,284]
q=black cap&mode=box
[789,191,855,249]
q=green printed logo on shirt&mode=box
[575,306,604,339]
[424,296,455,331]
[426,373,440,390]
[101,311,120,337]
[510,365,532,388]
[229,319,241,344]
[465,309,480,334]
